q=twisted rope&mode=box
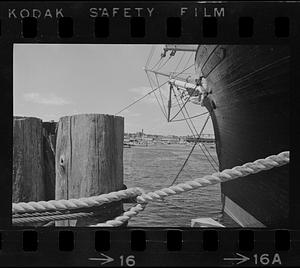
[13,204,147,226]
[12,187,144,215]
[136,151,289,203]
[12,151,289,227]
[91,151,289,227]
[13,211,94,225]
[13,211,62,218]
[90,203,147,227]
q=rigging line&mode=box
[154,73,168,116]
[183,107,219,168]
[146,71,168,119]
[145,46,155,69]
[176,96,218,168]
[194,135,218,172]
[195,138,218,172]
[172,89,218,171]
[169,141,198,186]
[170,53,194,85]
[145,47,152,69]
[156,55,172,71]
[171,70,195,74]
[173,89,210,140]
[147,72,168,120]
[170,93,216,183]
[169,102,181,109]
[148,72,168,102]
[182,53,193,73]
[150,56,163,70]
[169,85,198,122]
[184,108,218,167]
[169,108,211,186]
[170,111,209,123]
[184,111,218,168]
[115,63,195,115]
[171,73,195,77]
[198,141,218,171]
[153,92,168,120]
[149,74,168,103]
[168,111,198,182]
[174,52,186,73]
[172,88,194,133]
[199,142,219,167]
[153,56,165,70]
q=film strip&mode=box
[0,1,300,267]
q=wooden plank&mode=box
[55,114,124,226]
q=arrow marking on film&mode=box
[223,253,250,265]
[89,253,114,265]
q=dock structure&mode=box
[13,114,125,227]
[55,114,124,226]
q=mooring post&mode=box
[13,117,45,202]
[55,114,124,226]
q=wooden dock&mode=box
[13,114,125,226]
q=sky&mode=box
[14,44,214,136]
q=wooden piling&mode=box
[13,117,45,202]
[55,114,124,226]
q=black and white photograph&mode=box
[13,44,290,228]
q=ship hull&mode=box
[195,45,290,227]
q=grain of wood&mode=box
[55,114,124,226]
[13,117,45,202]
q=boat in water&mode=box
[145,45,290,227]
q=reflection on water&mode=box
[123,144,235,227]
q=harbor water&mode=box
[124,143,237,227]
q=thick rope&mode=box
[14,204,147,226]
[12,187,144,215]
[136,151,289,203]
[13,211,63,218]
[12,151,289,226]
[91,151,289,227]
[13,211,94,225]
[90,203,147,227]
